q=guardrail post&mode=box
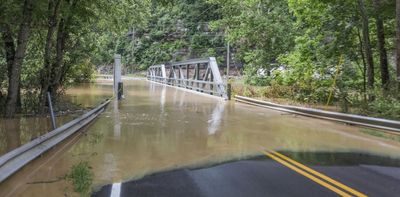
[47,92,57,129]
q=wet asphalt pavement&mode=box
[92,153,400,197]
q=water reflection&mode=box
[0,117,58,156]
[179,90,186,107]
[208,101,225,135]
[113,99,121,139]
[160,85,166,114]
[4,121,20,152]
[172,87,179,104]
[64,82,113,107]
[149,82,156,96]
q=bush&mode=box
[66,161,94,196]
[365,97,400,120]
[244,75,271,86]
[67,59,95,84]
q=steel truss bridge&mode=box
[147,57,228,99]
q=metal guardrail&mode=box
[0,99,111,182]
[96,74,114,79]
[235,95,400,133]
[147,57,228,99]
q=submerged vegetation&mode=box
[360,128,400,142]
[66,161,94,196]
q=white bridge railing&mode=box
[147,57,228,99]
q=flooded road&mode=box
[1,80,400,196]
[0,83,113,156]
[64,82,113,108]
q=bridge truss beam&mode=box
[147,57,228,99]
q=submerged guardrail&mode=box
[235,95,400,133]
[0,99,111,182]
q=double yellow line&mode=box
[262,150,367,197]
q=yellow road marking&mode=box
[270,151,367,197]
[262,151,352,197]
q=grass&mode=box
[87,132,104,145]
[360,128,400,143]
[66,161,94,197]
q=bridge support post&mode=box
[227,83,232,100]
[114,54,123,100]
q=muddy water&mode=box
[0,82,113,156]
[1,80,400,196]
[64,82,113,108]
[0,116,72,156]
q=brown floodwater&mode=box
[0,82,113,156]
[63,82,113,108]
[1,80,400,196]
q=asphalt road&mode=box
[92,152,400,197]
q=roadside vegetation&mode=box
[232,80,400,120]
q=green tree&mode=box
[210,0,296,84]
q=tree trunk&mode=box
[359,0,375,92]
[2,22,21,113]
[16,83,22,113]
[373,0,390,91]
[50,18,67,93]
[1,25,16,112]
[40,0,62,111]
[2,25,16,81]
[357,27,367,102]
[49,0,78,93]
[396,0,400,90]
[5,0,34,118]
